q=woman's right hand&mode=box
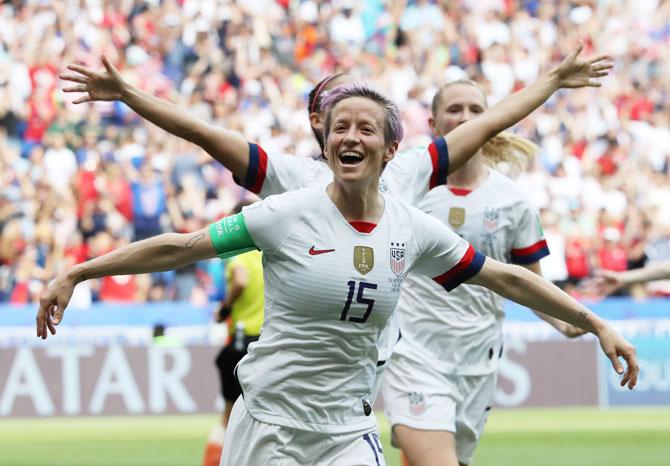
[36,271,78,340]
[60,55,126,104]
[596,324,639,390]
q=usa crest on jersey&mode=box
[408,392,426,416]
[390,242,406,276]
[483,207,500,232]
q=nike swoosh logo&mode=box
[309,246,336,256]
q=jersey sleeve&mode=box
[384,138,449,206]
[411,210,486,292]
[240,192,297,255]
[510,203,550,265]
[234,143,311,198]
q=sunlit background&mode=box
[1,1,669,465]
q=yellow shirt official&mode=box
[226,250,264,336]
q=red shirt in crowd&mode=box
[75,169,99,218]
[99,275,137,302]
[10,282,29,303]
[105,178,134,222]
[565,238,590,279]
[598,244,628,271]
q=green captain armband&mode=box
[208,213,257,259]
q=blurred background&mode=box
[1,1,669,465]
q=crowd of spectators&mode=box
[0,0,668,305]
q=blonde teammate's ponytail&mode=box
[481,131,538,179]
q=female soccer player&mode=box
[59,43,609,385]
[59,44,609,207]
[39,84,637,466]
[381,80,582,466]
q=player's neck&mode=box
[327,181,385,222]
[447,152,489,190]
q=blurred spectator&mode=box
[152,323,182,347]
[598,227,629,273]
[1,0,669,302]
[131,161,167,241]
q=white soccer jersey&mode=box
[235,140,450,361]
[393,169,549,376]
[236,185,484,434]
[236,139,450,206]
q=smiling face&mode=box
[429,82,487,137]
[324,96,396,186]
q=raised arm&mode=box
[60,56,250,180]
[445,42,612,174]
[467,258,638,389]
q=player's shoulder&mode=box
[390,140,433,164]
[249,185,325,213]
[486,169,531,205]
[242,186,327,247]
[266,150,325,172]
[384,193,445,232]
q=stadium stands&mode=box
[1,0,669,304]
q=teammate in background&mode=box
[381,80,584,466]
[59,44,609,207]
[595,260,670,296]
[202,201,264,466]
[38,84,637,465]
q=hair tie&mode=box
[310,75,338,113]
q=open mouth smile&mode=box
[338,151,364,166]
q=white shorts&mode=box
[381,353,496,464]
[220,397,387,466]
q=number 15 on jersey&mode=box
[340,280,377,323]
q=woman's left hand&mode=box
[551,41,613,89]
[596,325,639,390]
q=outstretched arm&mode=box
[37,213,256,339]
[595,261,670,295]
[467,258,638,389]
[60,56,250,180]
[36,229,216,338]
[523,262,586,338]
[445,42,612,173]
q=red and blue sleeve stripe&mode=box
[433,244,486,292]
[511,239,550,265]
[428,137,449,189]
[233,143,268,194]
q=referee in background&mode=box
[203,200,264,466]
